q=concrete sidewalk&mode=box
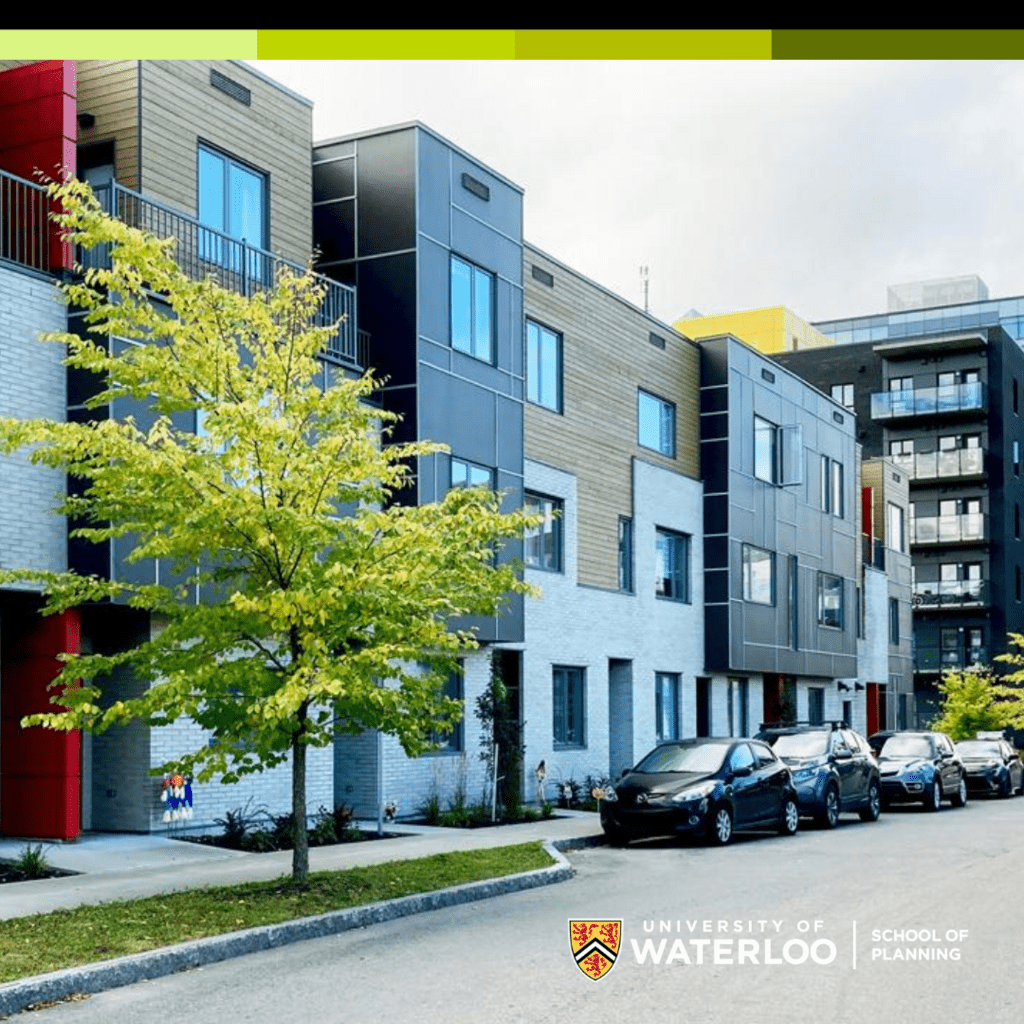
[0,811,603,920]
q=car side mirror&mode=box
[732,764,753,777]
[834,749,853,760]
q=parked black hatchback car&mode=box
[875,731,968,811]
[756,721,882,828]
[599,739,800,847]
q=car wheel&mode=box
[999,774,1012,799]
[778,797,799,836]
[708,806,733,846]
[816,785,841,829]
[859,781,882,822]
[950,777,968,808]
[602,824,628,847]
[923,779,943,812]
[1016,773,1024,796]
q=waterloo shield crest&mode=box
[569,920,622,981]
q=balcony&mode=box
[0,167,50,272]
[910,513,985,546]
[890,447,985,482]
[871,382,986,420]
[914,646,988,672]
[912,580,990,609]
[84,182,365,371]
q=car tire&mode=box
[778,797,799,836]
[708,806,733,846]
[923,779,942,812]
[999,774,1012,799]
[859,781,882,822]
[602,824,628,847]
[1016,773,1024,796]
[950,777,968,808]
[816,785,841,829]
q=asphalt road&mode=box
[27,795,1023,1024]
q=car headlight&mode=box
[793,767,818,781]
[595,787,617,803]
[672,782,716,803]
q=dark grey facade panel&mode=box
[313,200,354,263]
[450,207,522,284]
[355,130,416,257]
[450,151,523,242]
[359,253,418,389]
[312,158,354,203]
[417,131,451,246]
[419,363,502,470]
[417,236,450,348]
[495,393,523,473]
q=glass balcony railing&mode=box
[910,513,985,545]
[912,580,989,608]
[871,382,986,419]
[890,447,985,481]
[84,182,364,370]
[915,646,988,672]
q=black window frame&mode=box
[655,527,691,603]
[524,491,563,572]
[742,543,775,606]
[553,666,586,749]
[526,318,563,413]
[637,389,676,458]
[818,572,845,630]
[450,253,495,364]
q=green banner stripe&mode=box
[773,29,1024,59]
[257,30,515,59]
[0,30,256,58]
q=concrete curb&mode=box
[0,838,587,1017]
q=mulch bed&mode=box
[0,861,78,885]
[172,829,405,851]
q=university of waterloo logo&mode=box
[569,920,622,981]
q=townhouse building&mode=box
[0,59,906,838]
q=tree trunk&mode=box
[291,718,309,887]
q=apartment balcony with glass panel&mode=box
[910,513,986,545]
[871,382,986,420]
[912,579,989,609]
[915,646,988,672]
[890,447,985,482]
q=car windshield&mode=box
[633,743,730,774]
[879,736,931,758]
[956,741,1001,757]
[769,733,829,757]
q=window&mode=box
[1016,503,1020,541]
[889,439,914,457]
[755,415,778,483]
[818,573,844,629]
[888,502,905,553]
[967,628,984,665]
[808,687,825,726]
[618,517,634,593]
[638,390,675,457]
[428,664,464,752]
[198,144,267,274]
[830,383,854,409]
[526,320,562,412]
[889,598,900,644]
[831,460,844,519]
[655,673,681,742]
[1015,378,1019,415]
[524,492,562,571]
[450,255,494,362]
[820,455,830,512]
[553,667,585,747]
[655,528,690,602]
[728,679,749,737]
[742,544,775,605]
[450,457,493,489]
[788,555,799,650]
[1015,441,1021,477]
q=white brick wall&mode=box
[521,457,705,803]
[0,264,67,579]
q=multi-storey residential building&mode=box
[774,318,1024,724]
[0,59,351,837]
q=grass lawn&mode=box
[0,842,554,984]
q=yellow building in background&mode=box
[675,305,834,354]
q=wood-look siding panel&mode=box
[524,247,700,590]
[138,61,312,265]
[76,61,139,189]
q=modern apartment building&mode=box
[775,319,1024,723]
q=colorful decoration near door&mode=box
[161,774,194,822]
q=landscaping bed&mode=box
[0,846,78,885]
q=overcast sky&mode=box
[250,60,1024,329]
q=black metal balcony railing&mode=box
[915,646,988,672]
[85,182,362,370]
[871,382,986,420]
[0,167,50,272]
[910,513,985,545]
[912,579,990,609]
[890,447,985,482]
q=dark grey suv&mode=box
[756,722,882,828]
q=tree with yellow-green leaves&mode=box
[0,178,538,886]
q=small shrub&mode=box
[214,798,265,847]
[418,793,442,826]
[15,844,49,880]
[309,806,338,847]
[240,828,277,853]
[540,801,555,819]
